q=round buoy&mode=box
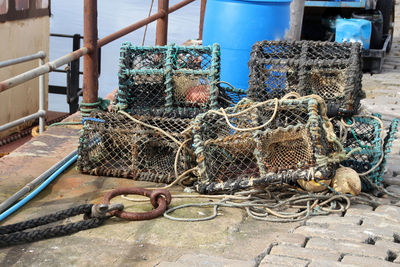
[332,167,361,196]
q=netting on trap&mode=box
[337,116,399,190]
[193,96,344,194]
[247,41,365,117]
[115,43,244,116]
[77,111,195,183]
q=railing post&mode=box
[67,34,81,114]
[156,0,169,45]
[38,57,46,134]
[83,0,99,107]
[199,0,207,40]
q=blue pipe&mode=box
[0,154,78,222]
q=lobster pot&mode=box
[78,111,194,183]
[193,97,343,194]
[116,43,241,116]
[338,116,399,189]
[247,41,364,117]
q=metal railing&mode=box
[0,0,205,132]
[0,51,47,134]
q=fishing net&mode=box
[77,110,195,183]
[247,41,364,117]
[193,95,346,194]
[336,115,399,190]
[115,43,245,116]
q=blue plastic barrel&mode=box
[335,18,372,49]
[203,0,292,90]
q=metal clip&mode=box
[89,203,124,218]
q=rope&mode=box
[162,186,359,222]
[48,121,82,128]
[0,204,106,247]
[142,0,154,46]
[122,189,261,202]
[80,98,110,117]
[207,98,279,132]
[118,110,182,146]
[338,114,386,177]
[48,98,110,128]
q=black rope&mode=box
[0,204,107,247]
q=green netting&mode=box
[115,43,245,117]
[337,115,399,190]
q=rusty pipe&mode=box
[156,0,169,46]
[98,11,166,47]
[0,48,88,93]
[83,0,99,105]
[97,0,194,47]
[199,0,207,40]
[168,0,195,13]
[0,0,196,94]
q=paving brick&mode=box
[157,254,254,267]
[328,224,395,242]
[361,216,400,234]
[384,177,400,186]
[305,216,362,228]
[259,255,309,267]
[272,233,307,248]
[309,259,357,267]
[294,225,370,243]
[386,185,400,195]
[270,245,340,262]
[374,205,400,223]
[341,255,398,266]
[375,240,400,255]
[344,205,373,217]
[306,237,389,260]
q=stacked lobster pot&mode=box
[78,43,245,183]
[192,96,345,194]
[246,40,399,191]
[247,40,365,118]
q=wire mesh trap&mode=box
[336,115,399,190]
[115,43,244,116]
[247,41,365,117]
[77,111,195,183]
[192,96,345,194]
